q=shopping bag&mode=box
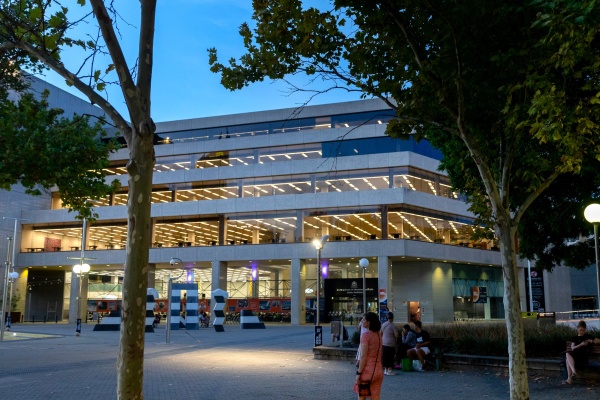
[412,360,422,371]
[402,358,412,372]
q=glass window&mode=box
[303,207,381,241]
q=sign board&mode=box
[524,269,545,312]
[315,325,323,347]
[472,286,487,303]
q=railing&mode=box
[555,309,600,320]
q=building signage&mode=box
[472,286,487,303]
[525,269,545,312]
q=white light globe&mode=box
[359,258,369,269]
[584,203,600,223]
[9,271,18,279]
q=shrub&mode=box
[416,321,597,358]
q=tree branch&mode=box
[513,168,563,225]
[89,0,137,126]
[15,40,130,135]
[136,0,156,117]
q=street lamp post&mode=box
[359,258,370,313]
[72,263,90,336]
[1,217,29,341]
[312,235,330,327]
[1,237,13,341]
[166,257,185,344]
[68,218,95,336]
[584,203,600,317]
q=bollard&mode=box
[44,316,47,323]
[55,315,59,323]
[32,315,35,323]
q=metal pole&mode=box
[316,248,321,327]
[362,267,367,314]
[1,238,11,341]
[527,260,534,312]
[594,223,600,317]
[166,277,172,343]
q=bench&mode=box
[424,337,445,371]
[561,341,600,380]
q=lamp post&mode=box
[312,235,330,327]
[359,258,370,313]
[166,257,185,344]
[68,218,95,336]
[72,263,90,336]
[584,203,600,317]
[1,217,29,341]
[1,237,13,341]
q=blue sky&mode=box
[40,1,361,123]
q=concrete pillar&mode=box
[251,265,259,298]
[212,260,228,292]
[295,210,304,242]
[218,216,227,246]
[381,205,388,239]
[378,256,390,315]
[291,258,306,325]
[150,220,156,244]
[69,272,89,322]
[68,271,78,323]
[272,270,280,297]
[148,263,156,289]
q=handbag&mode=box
[357,334,381,397]
[358,381,371,397]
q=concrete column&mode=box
[148,263,156,289]
[291,258,306,325]
[378,256,390,314]
[80,275,89,320]
[252,228,260,244]
[68,271,78,323]
[218,216,227,246]
[251,265,259,298]
[150,220,156,244]
[295,210,304,242]
[381,205,388,239]
[272,270,280,297]
[211,260,228,292]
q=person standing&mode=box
[354,312,384,400]
[381,312,399,375]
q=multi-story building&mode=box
[9,80,582,327]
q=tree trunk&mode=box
[117,123,155,399]
[497,216,530,400]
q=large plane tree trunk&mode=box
[497,215,529,400]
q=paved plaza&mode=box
[0,322,598,399]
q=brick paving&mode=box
[0,322,598,399]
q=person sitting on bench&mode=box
[563,320,600,384]
[407,320,431,371]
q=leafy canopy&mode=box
[0,85,119,220]
[210,0,600,259]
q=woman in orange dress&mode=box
[354,312,384,399]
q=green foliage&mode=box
[427,322,595,358]
[210,0,600,269]
[0,87,120,220]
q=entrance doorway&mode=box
[407,301,420,322]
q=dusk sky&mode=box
[40,1,361,123]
